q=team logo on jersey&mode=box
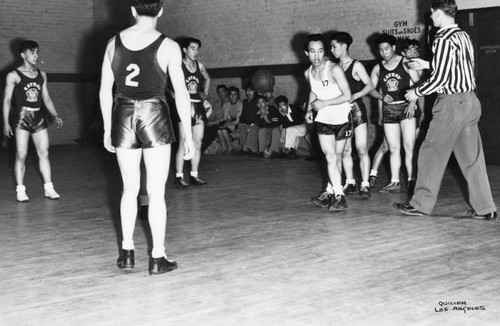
[26,87,40,103]
[383,72,402,93]
[186,76,200,94]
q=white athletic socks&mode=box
[16,185,29,202]
[44,182,60,199]
[122,240,135,251]
[391,178,400,183]
[190,171,198,178]
[151,246,165,259]
[345,178,356,185]
[176,173,184,178]
[370,170,378,177]
[361,181,370,188]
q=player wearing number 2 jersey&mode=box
[99,0,194,275]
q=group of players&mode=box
[2,0,496,275]
[305,32,424,212]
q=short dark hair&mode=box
[401,38,421,50]
[431,0,458,17]
[243,84,254,91]
[228,86,240,94]
[216,84,228,92]
[181,37,202,50]
[304,34,327,52]
[255,95,268,103]
[330,32,353,49]
[275,95,289,106]
[19,40,39,53]
[375,34,397,47]
[131,0,163,17]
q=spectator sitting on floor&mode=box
[276,95,307,159]
[255,95,281,158]
[239,85,260,155]
[218,86,243,154]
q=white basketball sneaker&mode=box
[16,185,29,202]
[44,182,60,199]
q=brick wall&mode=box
[0,0,96,145]
[1,0,496,145]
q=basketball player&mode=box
[368,39,425,189]
[304,34,353,211]
[2,40,63,202]
[174,37,211,188]
[370,34,421,194]
[99,0,194,274]
[330,32,374,199]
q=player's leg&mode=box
[354,123,371,198]
[31,128,60,199]
[174,122,189,189]
[190,123,207,185]
[115,147,142,269]
[14,128,31,201]
[143,144,178,273]
[318,133,347,211]
[380,123,401,192]
[400,117,417,194]
[341,137,356,193]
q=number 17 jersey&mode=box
[111,33,168,100]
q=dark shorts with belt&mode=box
[316,121,353,140]
[16,107,48,133]
[383,102,412,124]
[111,97,176,149]
[349,100,368,129]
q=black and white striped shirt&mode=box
[416,24,475,96]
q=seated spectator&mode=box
[239,85,259,155]
[202,84,228,152]
[218,86,243,154]
[255,95,281,158]
[276,95,307,159]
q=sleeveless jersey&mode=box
[13,69,44,109]
[309,63,351,125]
[111,33,167,100]
[379,58,411,103]
[344,60,364,98]
[182,61,204,102]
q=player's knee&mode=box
[357,146,368,157]
[16,150,28,161]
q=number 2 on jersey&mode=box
[125,64,140,87]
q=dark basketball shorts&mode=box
[16,107,48,133]
[383,102,414,124]
[349,100,368,129]
[111,97,176,149]
[316,121,353,140]
[191,100,207,126]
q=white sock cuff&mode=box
[391,178,400,183]
[190,171,198,177]
[44,182,54,189]
[122,240,135,251]
[346,179,356,185]
[16,185,26,191]
[151,246,165,259]
[176,173,184,178]
[370,170,378,176]
[361,181,370,188]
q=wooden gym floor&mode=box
[0,144,499,326]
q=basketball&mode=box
[251,69,275,92]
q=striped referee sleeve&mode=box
[416,26,476,96]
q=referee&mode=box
[395,0,497,219]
